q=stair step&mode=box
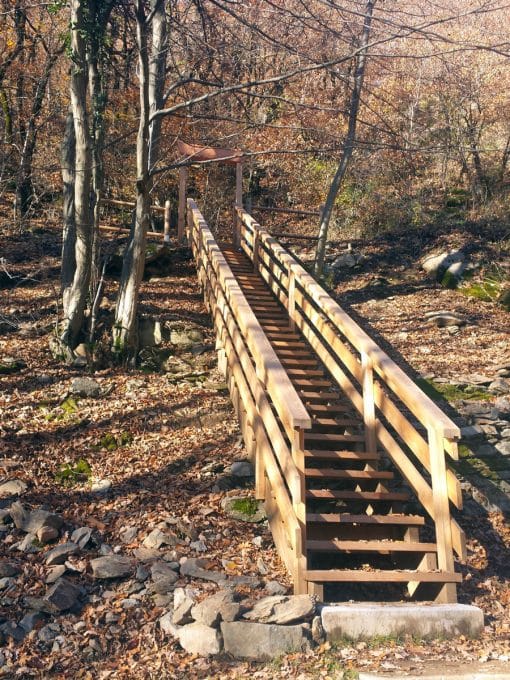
[306,468,393,479]
[292,378,332,387]
[306,513,425,525]
[305,449,380,461]
[306,402,352,413]
[305,569,462,583]
[307,539,438,553]
[280,358,319,367]
[287,369,324,377]
[306,490,410,502]
[298,391,341,401]
[305,433,365,443]
[311,417,360,427]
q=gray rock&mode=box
[119,526,138,544]
[177,622,222,656]
[332,252,358,269]
[46,565,66,584]
[190,540,207,552]
[71,526,93,549]
[44,578,81,612]
[494,397,510,418]
[135,564,150,582]
[159,611,179,638]
[19,611,46,633]
[230,461,254,478]
[0,479,27,498]
[191,590,240,627]
[219,574,261,589]
[221,621,308,660]
[0,561,20,578]
[150,561,179,593]
[425,312,467,327]
[221,496,266,523]
[489,378,510,395]
[36,525,60,544]
[15,532,41,553]
[421,250,465,277]
[90,555,133,579]
[265,580,288,596]
[0,621,26,643]
[90,479,112,493]
[170,327,204,347]
[180,558,224,583]
[45,542,78,566]
[38,623,61,643]
[133,547,160,562]
[243,594,315,625]
[0,577,15,590]
[99,543,113,555]
[496,441,510,456]
[173,595,195,625]
[143,528,177,549]
[9,502,63,534]
[70,377,101,398]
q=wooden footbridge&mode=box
[175,141,465,603]
[184,197,466,604]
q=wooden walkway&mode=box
[186,199,466,603]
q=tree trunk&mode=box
[61,0,93,350]
[61,107,76,305]
[16,52,60,222]
[148,0,168,174]
[113,0,152,361]
[314,0,375,278]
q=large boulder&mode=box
[221,621,309,660]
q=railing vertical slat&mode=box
[362,353,377,455]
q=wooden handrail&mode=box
[188,200,311,434]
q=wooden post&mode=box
[428,426,457,603]
[253,228,260,273]
[291,428,308,595]
[177,166,189,244]
[164,200,171,243]
[235,162,243,208]
[362,352,377,455]
[288,264,296,331]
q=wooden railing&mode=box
[187,199,312,591]
[235,207,466,589]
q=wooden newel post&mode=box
[428,426,457,603]
[235,162,243,208]
[361,352,377,454]
[177,166,189,245]
[164,200,171,243]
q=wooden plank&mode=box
[305,433,365,443]
[305,569,462,583]
[178,167,189,244]
[307,513,425,525]
[265,482,295,577]
[306,490,409,501]
[305,469,394,480]
[304,449,380,461]
[307,540,438,553]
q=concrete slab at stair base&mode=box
[321,603,484,641]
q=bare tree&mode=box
[314,0,375,278]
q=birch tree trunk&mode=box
[148,0,168,174]
[113,0,152,361]
[61,108,76,305]
[314,0,375,278]
[60,0,93,350]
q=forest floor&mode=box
[0,218,509,679]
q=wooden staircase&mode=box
[186,199,466,603]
